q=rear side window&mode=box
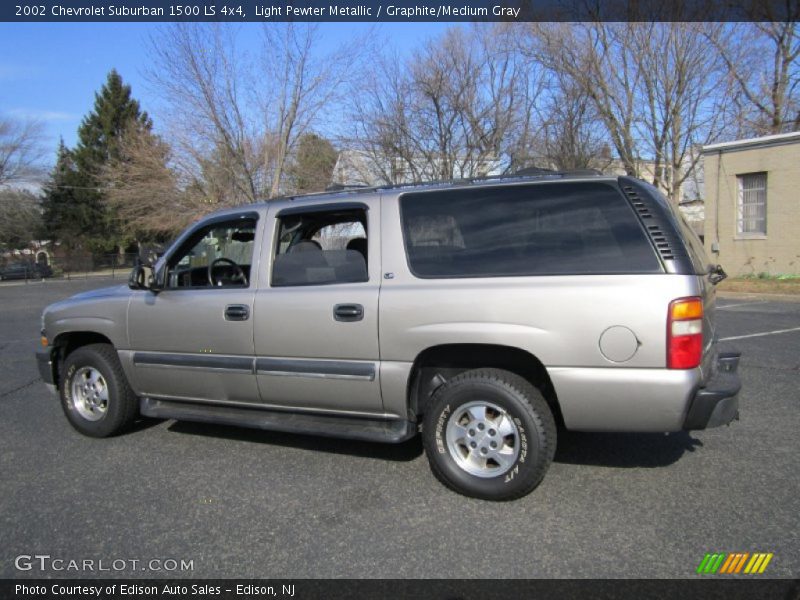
[272,207,368,287]
[400,182,661,278]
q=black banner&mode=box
[3,579,800,600]
[2,0,798,23]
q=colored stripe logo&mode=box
[697,552,773,574]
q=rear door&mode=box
[252,199,384,415]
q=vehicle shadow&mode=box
[166,420,425,462]
[128,416,165,434]
[165,421,700,468]
[554,430,704,468]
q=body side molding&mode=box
[132,352,376,381]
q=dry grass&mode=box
[718,277,800,295]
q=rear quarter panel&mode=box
[379,193,705,431]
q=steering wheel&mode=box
[208,257,247,287]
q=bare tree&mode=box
[710,19,800,136]
[147,24,363,202]
[632,23,731,202]
[259,24,363,197]
[0,188,42,249]
[147,24,262,206]
[522,72,610,172]
[347,25,540,185]
[462,25,543,176]
[344,51,418,185]
[526,22,642,176]
[0,117,45,186]
[526,22,732,202]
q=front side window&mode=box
[166,218,257,288]
[400,182,661,278]
[737,172,767,236]
[272,207,368,287]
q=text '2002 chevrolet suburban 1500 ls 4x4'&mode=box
[36,172,741,500]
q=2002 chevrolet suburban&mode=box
[36,172,741,500]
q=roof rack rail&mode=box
[272,168,605,203]
[325,183,371,192]
[367,168,603,194]
[512,167,602,177]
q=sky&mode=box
[0,22,450,171]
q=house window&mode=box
[737,172,767,236]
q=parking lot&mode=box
[1,278,798,579]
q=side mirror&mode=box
[128,265,161,292]
[708,264,727,286]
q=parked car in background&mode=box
[0,262,53,281]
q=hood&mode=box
[42,284,132,329]
[68,284,131,301]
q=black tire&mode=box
[422,368,557,501]
[60,343,138,438]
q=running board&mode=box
[140,397,416,444]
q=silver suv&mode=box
[36,173,741,500]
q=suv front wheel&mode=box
[422,368,556,501]
[60,343,138,437]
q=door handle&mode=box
[224,304,250,321]
[333,303,364,322]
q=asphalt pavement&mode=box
[1,278,798,578]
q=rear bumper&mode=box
[683,352,741,430]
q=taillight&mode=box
[667,297,703,369]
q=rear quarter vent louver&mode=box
[621,182,687,268]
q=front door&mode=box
[253,201,383,416]
[128,213,262,404]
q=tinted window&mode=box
[400,182,661,278]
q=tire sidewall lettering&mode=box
[502,419,528,484]
[435,404,451,454]
[515,417,528,464]
[504,464,519,483]
[62,363,77,413]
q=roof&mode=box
[702,131,800,154]
[204,170,617,220]
[271,169,610,205]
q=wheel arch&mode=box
[51,331,115,388]
[407,343,563,427]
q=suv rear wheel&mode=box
[422,368,556,500]
[60,343,138,437]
